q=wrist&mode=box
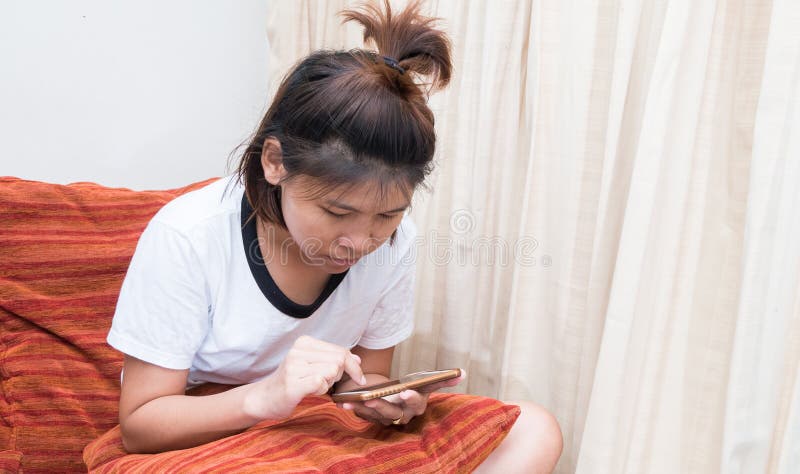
[241,377,280,422]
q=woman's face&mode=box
[277,177,410,273]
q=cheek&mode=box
[383,217,405,235]
[358,219,402,252]
[373,215,403,236]
[281,201,334,251]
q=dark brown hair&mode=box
[235,0,452,240]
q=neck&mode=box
[254,217,335,305]
[256,216,311,271]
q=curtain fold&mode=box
[722,0,800,471]
[264,1,799,472]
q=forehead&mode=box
[288,176,411,209]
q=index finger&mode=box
[343,352,366,385]
[294,335,366,385]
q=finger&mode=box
[342,353,366,385]
[292,339,367,385]
[397,390,428,416]
[364,398,405,421]
[305,362,343,386]
[382,391,423,409]
[297,373,332,396]
[381,393,404,405]
[290,349,365,385]
[284,359,336,382]
[345,402,385,424]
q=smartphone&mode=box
[331,368,462,403]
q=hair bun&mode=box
[341,0,452,91]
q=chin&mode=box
[324,255,359,270]
[327,266,350,275]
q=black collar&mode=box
[240,195,348,318]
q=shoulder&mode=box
[150,175,243,235]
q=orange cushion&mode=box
[1,176,520,473]
[0,177,217,472]
[84,391,519,473]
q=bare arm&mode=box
[119,335,366,454]
[118,356,265,453]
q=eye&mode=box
[323,208,349,218]
[379,213,399,220]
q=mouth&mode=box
[326,255,359,267]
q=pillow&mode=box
[0,451,22,473]
[0,177,217,472]
[0,176,521,473]
[83,390,520,473]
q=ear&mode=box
[260,137,286,185]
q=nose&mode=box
[333,229,377,259]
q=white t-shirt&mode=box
[107,175,416,387]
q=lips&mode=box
[327,256,359,266]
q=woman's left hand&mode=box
[336,373,464,426]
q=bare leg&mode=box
[474,400,563,474]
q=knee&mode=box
[510,400,563,469]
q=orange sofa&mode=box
[0,177,518,473]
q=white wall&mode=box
[0,0,270,190]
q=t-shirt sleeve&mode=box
[107,219,210,370]
[356,222,417,350]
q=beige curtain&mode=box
[264,1,800,472]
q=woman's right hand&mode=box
[246,335,366,420]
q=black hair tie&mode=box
[382,55,406,75]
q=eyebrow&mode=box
[325,200,409,214]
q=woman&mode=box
[107,1,562,471]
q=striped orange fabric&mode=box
[0,177,217,473]
[1,177,520,473]
[0,451,22,473]
[84,392,519,473]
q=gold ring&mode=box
[391,411,404,425]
